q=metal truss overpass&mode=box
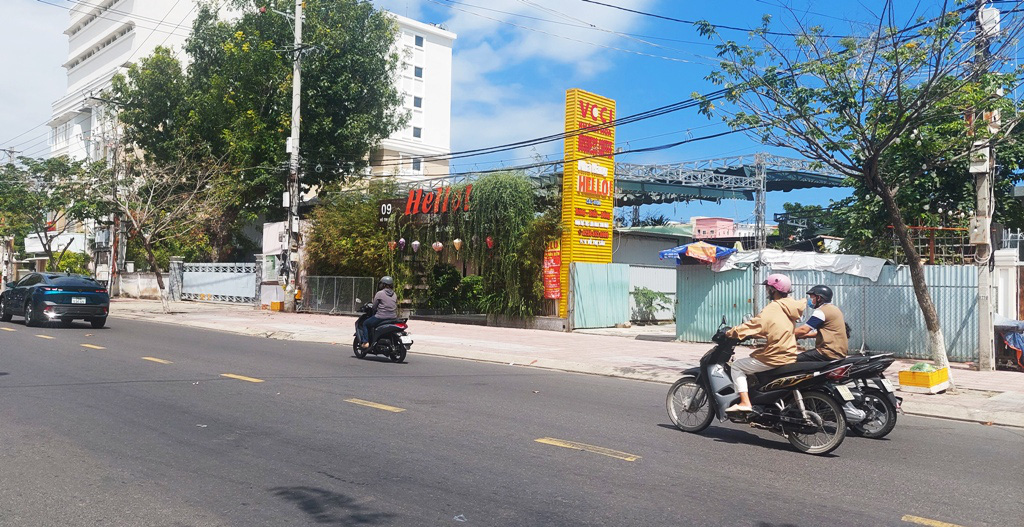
[389,153,848,250]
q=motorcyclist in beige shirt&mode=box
[724,273,806,413]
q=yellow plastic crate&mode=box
[270,301,284,312]
[898,367,949,394]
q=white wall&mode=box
[612,234,685,268]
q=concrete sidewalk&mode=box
[108,299,1024,428]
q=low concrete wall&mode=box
[117,273,169,299]
[486,314,568,332]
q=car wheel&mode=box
[0,297,11,322]
[89,317,106,329]
[24,301,39,327]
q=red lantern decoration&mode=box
[432,241,444,252]
[387,241,398,251]
[486,236,495,249]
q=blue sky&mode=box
[2,1,992,223]
[371,0,953,223]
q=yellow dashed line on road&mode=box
[35,335,55,340]
[1,327,15,332]
[220,373,264,383]
[80,344,106,350]
[344,398,406,413]
[142,357,173,364]
[901,515,966,527]
[535,437,641,462]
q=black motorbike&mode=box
[352,303,412,363]
[822,352,902,439]
[666,319,854,455]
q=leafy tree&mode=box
[102,153,230,308]
[110,0,408,258]
[776,202,831,243]
[695,2,1024,368]
[0,157,108,264]
[304,180,399,279]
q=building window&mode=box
[414,66,423,78]
[412,158,422,172]
[414,35,424,47]
[412,127,422,139]
[413,96,423,108]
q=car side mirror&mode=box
[4,282,13,289]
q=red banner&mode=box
[543,242,562,299]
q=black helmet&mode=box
[379,276,394,288]
[806,285,833,303]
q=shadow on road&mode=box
[658,423,836,456]
[0,372,8,376]
[270,486,395,525]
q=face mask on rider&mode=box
[807,296,815,309]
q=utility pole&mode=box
[973,0,998,371]
[1,148,20,164]
[283,0,303,313]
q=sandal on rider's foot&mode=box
[361,343,370,349]
[725,404,753,413]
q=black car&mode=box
[0,272,110,328]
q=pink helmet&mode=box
[763,273,792,294]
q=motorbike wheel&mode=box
[666,376,714,433]
[849,389,898,439]
[786,391,847,455]
[352,337,367,359]
[388,336,407,363]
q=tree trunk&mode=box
[141,241,170,313]
[868,167,953,374]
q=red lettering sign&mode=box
[578,121,613,137]
[579,101,614,123]
[576,175,613,198]
[404,185,473,215]
[578,135,614,157]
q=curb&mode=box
[109,311,1024,428]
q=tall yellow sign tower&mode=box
[559,89,616,318]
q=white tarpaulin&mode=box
[711,249,887,282]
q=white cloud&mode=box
[0,1,71,155]
[430,0,662,159]
[449,99,565,168]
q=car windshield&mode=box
[49,276,101,287]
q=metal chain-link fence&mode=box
[300,276,375,315]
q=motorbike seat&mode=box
[377,318,407,325]
[752,361,833,385]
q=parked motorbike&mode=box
[352,302,412,363]
[822,352,902,439]
[666,318,854,455]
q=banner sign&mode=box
[559,89,616,317]
[543,241,562,299]
[378,185,473,225]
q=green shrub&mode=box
[459,274,484,312]
[426,263,462,310]
[47,251,91,276]
[631,287,672,323]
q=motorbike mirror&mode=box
[721,315,727,325]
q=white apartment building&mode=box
[371,13,455,179]
[50,0,199,162]
[47,2,455,278]
[47,0,201,281]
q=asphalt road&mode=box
[0,317,1020,527]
